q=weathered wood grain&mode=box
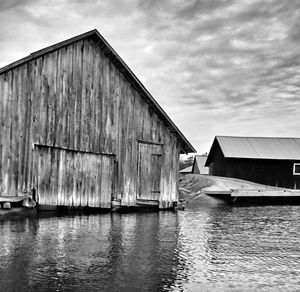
[34,145,114,208]
[0,35,183,209]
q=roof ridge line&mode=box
[216,135,300,139]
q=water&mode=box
[0,199,300,291]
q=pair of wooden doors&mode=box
[137,143,163,201]
[34,143,163,207]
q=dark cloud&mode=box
[0,0,35,11]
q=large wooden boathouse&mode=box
[205,136,300,189]
[0,29,195,210]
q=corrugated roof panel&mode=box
[216,136,300,160]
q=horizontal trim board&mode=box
[136,199,159,206]
[34,144,116,156]
[137,139,164,146]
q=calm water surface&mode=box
[1,199,300,291]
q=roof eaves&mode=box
[224,156,300,160]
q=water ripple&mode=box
[0,205,300,291]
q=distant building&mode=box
[192,155,209,174]
[179,165,193,174]
[205,136,300,189]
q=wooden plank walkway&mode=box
[205,189,300,204]
[231,189,300,197]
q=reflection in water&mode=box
[0,212,180,291]
[1,202,300,291]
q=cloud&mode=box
[0,0,300,153]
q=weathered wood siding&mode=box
[137,143,163,201]
[0,36,180,208]
[34,145,114,208]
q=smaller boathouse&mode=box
[205,136,300,189]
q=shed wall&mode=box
[0,37,180,208]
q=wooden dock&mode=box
[205,189,300,205]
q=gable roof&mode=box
[206,136,300,165]
[192,155,209,174]
[0,29,195,154]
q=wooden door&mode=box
[34,145,115,208]
[137,143,163,201]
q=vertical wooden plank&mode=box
[80,154,86,207]
[96,155,102,208]
[31,57,40,146]
[0,73,10,195]
[59,46,67,147]
[110,63,118,154]
[73,40,83,150]
[101,51,108,152]
[66,152,73,206]
[86,39,94,152]
[93,44,100,152]
[89,155,97,207]
[64,45,72,148]
[32,147,37,202]
[28,60,38,191]
[0,75,3,194]
[70,153,77,206]
[57,148,64,206]
[100,156,112,208]
[67,44,75,149]
[35,148,42,204]
[10,69,18,196]
[85,154,91,207]
[117,74,125,202]
[122,82,135,205]
[53,148,60,206]
[74,152,81,206]
[109,157,114,208]
[54,49,62,147]
[41,148,48,205]
[45,53,53,145]
[89,40,97,152]
[23,64,32,193]
[128,86,136,205]
[16,66,24,194]
[81,39,88,151]
[1,73,8,195]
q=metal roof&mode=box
[193,155,209,174]
[214,136,300,160]
[0,29,196,153]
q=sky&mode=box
[0,0,300,154]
